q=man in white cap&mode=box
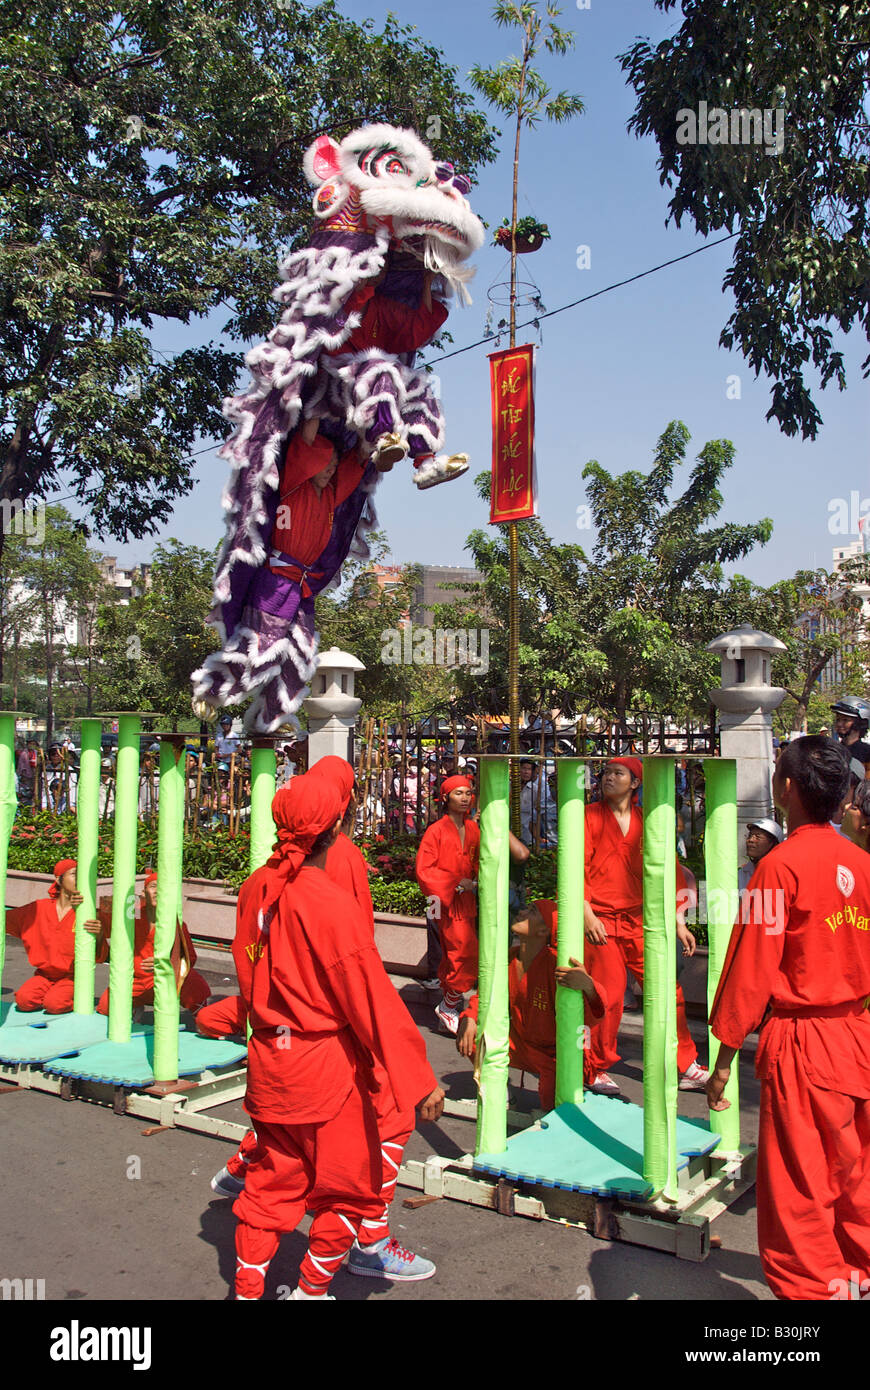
[737,817,783,892]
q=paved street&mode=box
[2,937,769,1305]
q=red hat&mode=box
[247,773,344,925]
[440,774,474,803]
[607,756,643,783]
[307,755,355,814]
[144,872,158,888]
[48,858,76,898]
[533,898,559,949]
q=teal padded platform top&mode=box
[0,1002,50,1030]
[474,1095,721,1200]
[43,1028,247,1088]
[0,1010,111,1063]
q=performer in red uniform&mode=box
[415,774,480,1035]
[232,772,443,1299]
[708,736,870,1301]
[457,899,607,1111]
[268,423,367,595]
[582,757,707,1095]
[5,859,81,1013]
[90,873,210,1016]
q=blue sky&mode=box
[109,0,869,590]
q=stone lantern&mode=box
[707,624,787,841]
[302,646,365,767]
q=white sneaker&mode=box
[588,1073,621,1096]
[434,998,461,1034]
[413,453,469,490]
[290,1287,336,1300]
[678,1061,710,1091]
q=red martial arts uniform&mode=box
[325,832,375,934]
[269,433,366,574]
[232,863,437,1299]
[334,282,449,357]
[461,901,608,1111]
[416,814,480,998]
[95,913,210,1015]
[196,993,247,1039]
[710,823,870,1300]
[582,800,696,1079]
[5,897,76,1013]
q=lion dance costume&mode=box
[192,124,484,732]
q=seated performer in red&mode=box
[232,772,444,1300]
[5,858,81,1013]
[457,899,607,1112]
[708,736,870,1301]
[582,757,708,1096]
[415,774,480,1035]
[88,872,210,1017]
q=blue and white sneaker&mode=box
[347,1236,436,1282]
[210,1165,245,1197]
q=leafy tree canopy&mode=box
[1,0,497,554]
[621,0,870,438]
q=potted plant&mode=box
[493,215,551,254]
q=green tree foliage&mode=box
[3,505,107,734]
[0,0,497,559]
[621,0,870,438]
[97,540,219,725]
[440,422,774,727]
[761,558,870,730]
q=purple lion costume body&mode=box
[191,123,484,732]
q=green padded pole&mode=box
[153,738,182,1082]
[0,713,16,1000]
[250,743,277,872]
[474,758,511,1156]
[108,715,140,1043]
[556,758,585,1106]
[642,757,679,1200]
[73,719,101,1014]
[704,757,741,1152]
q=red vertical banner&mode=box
[489,343,537,524]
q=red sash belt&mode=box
[770,999,869,1020]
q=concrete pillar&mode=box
[302,646,365,768]
[707,624,786,845]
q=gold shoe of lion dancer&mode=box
[372,432,409,472]
[413,453,470,490]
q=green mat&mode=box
[0,1002,50,1030]
[43,1028,247,1088]
[474,1096,721,1199]
[0,1011,111,1063]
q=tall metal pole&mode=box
[73,718,102,1014]
[705,758,741,1152]
[153,735,183,1083]
[555,758,585,1106]
[107,714,140,1043]
[474,757,511,1156]
[0,713,17,1009]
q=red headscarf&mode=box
[252,773,344,921]
[143,871,158,889]
[533,897,558,949]
[307,755,355,815]
[48,858,76,899]
[440,774,473,803]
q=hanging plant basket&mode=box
[493,217,551,255]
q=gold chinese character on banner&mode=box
[501,436,521,460]
[501,405,524,427]
[501,367,521,396]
